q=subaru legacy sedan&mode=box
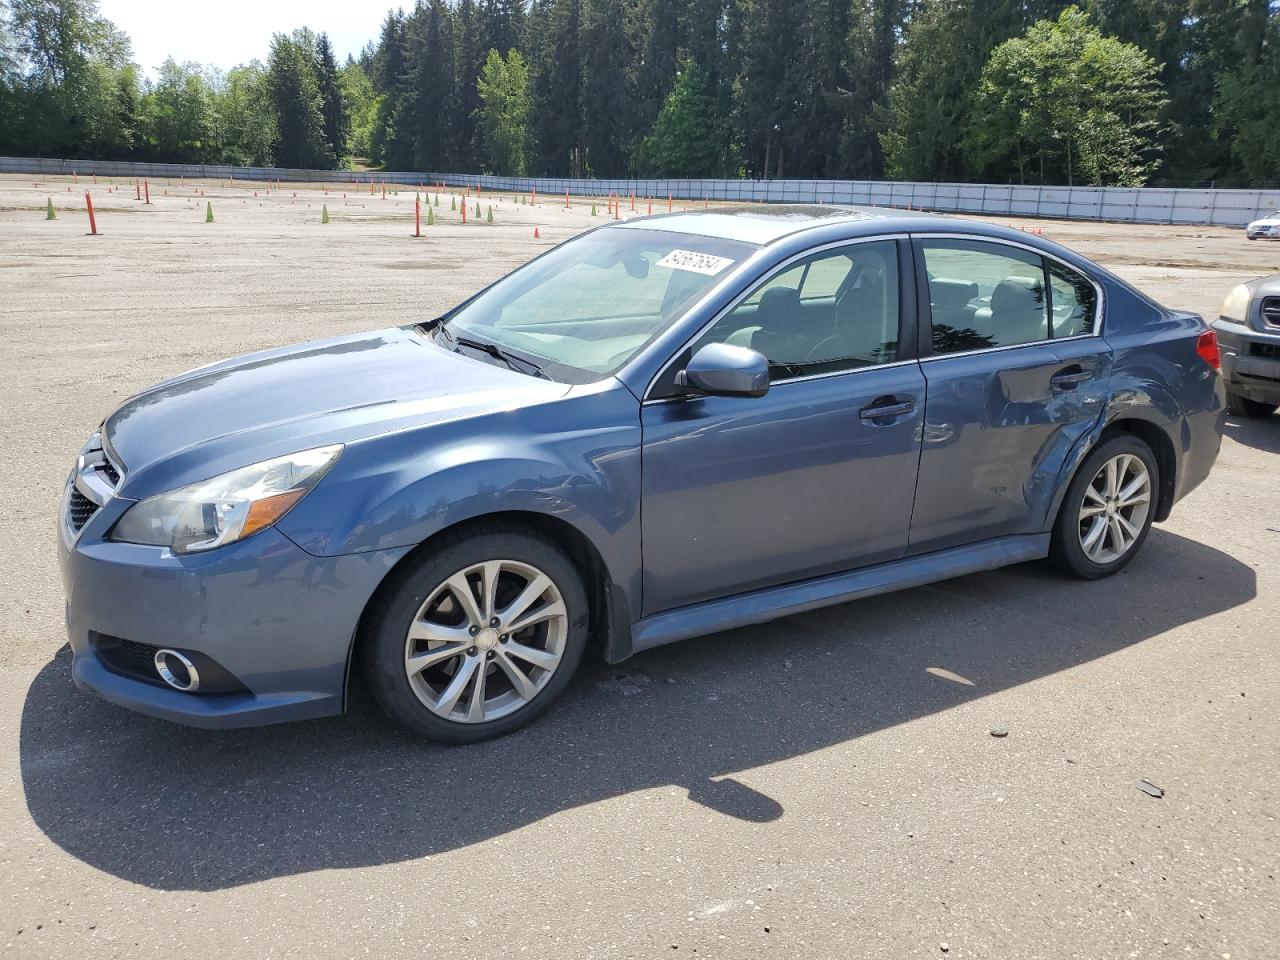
[59,206,1224,742]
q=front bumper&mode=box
[1213,319,1280,404]
[58,493,410,729]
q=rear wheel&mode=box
[361,527,588,743]
[1050,435,1159,579]
[1226,390,1278,419]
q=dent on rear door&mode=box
[908,342,1112,553]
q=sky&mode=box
[98,0,389,76]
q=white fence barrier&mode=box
[3,156,1276,228]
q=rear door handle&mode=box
[1050,366,1093,388]
[859,397,916,420]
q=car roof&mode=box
[613,204,946,245]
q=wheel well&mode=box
[1097,419,1176,521]
[345,511,615,707]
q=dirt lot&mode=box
[1,173,1278,959]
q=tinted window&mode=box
[1048,260,1097,336]
[691,240,900,380]
[741,262,803,306]
[800,254,855,300]
[921,239,1048,354]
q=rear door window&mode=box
[919,239,1099,353]
[919,239,1048,354]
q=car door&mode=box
[907,235,1112,554]
[640,238,927,615]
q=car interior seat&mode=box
[806,251,892,363]
[973,275,1048,346]
[928,278,979,332]
[750,286,828,364]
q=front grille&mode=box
[67,487,97,532]
[65,433,124,537]
[1262,297,1280,328]
[1251,341,1280,361]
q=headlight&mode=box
[1219,283,1252,324]
[110,444,342,553]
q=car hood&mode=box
[104,326,571,498]
[1249,217,1280,228]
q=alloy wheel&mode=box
[403,559,568,723]
[1077,453,1152,565]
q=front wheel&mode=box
[361,528,588,743]
[1226,390,1278,419]
[1049,436,1159,579]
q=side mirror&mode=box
[674,343,770,398]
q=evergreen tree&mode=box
[408,0,456,170]
[371,10,413,168]
[636,58,728,176]
[535,0,584,175]
[581,0,631,175]
[734,0,808,178]
[630,0,679,132]
[315,33,350,164]
[481,0,525,57]
[1214,7,1280,185]
[266,29,332,168]
[452,0,485,169]
[833,0,904,178]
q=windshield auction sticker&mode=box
[656,250,736,276]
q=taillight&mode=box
[1196,329,1221,370]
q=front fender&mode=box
[276,381,643,617]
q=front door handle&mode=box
[1050,365,1094,389]
[859,397,916,420]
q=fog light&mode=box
[153,649,201,692]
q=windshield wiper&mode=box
[450,333,550,380]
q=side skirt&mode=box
[631,534,1050,653]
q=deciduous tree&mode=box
[969,6,1166,185]
[476,47,533,173]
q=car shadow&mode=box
[20,529,1254,891]
[1223,412,1280,453]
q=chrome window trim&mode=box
[642,233,911,403]
[911,232,1106,360]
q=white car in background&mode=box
[1246,211,1280,240]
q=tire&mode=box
[1225,390,1278,419]
[1049,435,1160,580]
[360,526,589,743]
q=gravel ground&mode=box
[1,173,1277,959]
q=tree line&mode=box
[1,0,1277,186]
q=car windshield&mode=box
[438,226,757,383]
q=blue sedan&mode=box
[58,206,1225,742]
